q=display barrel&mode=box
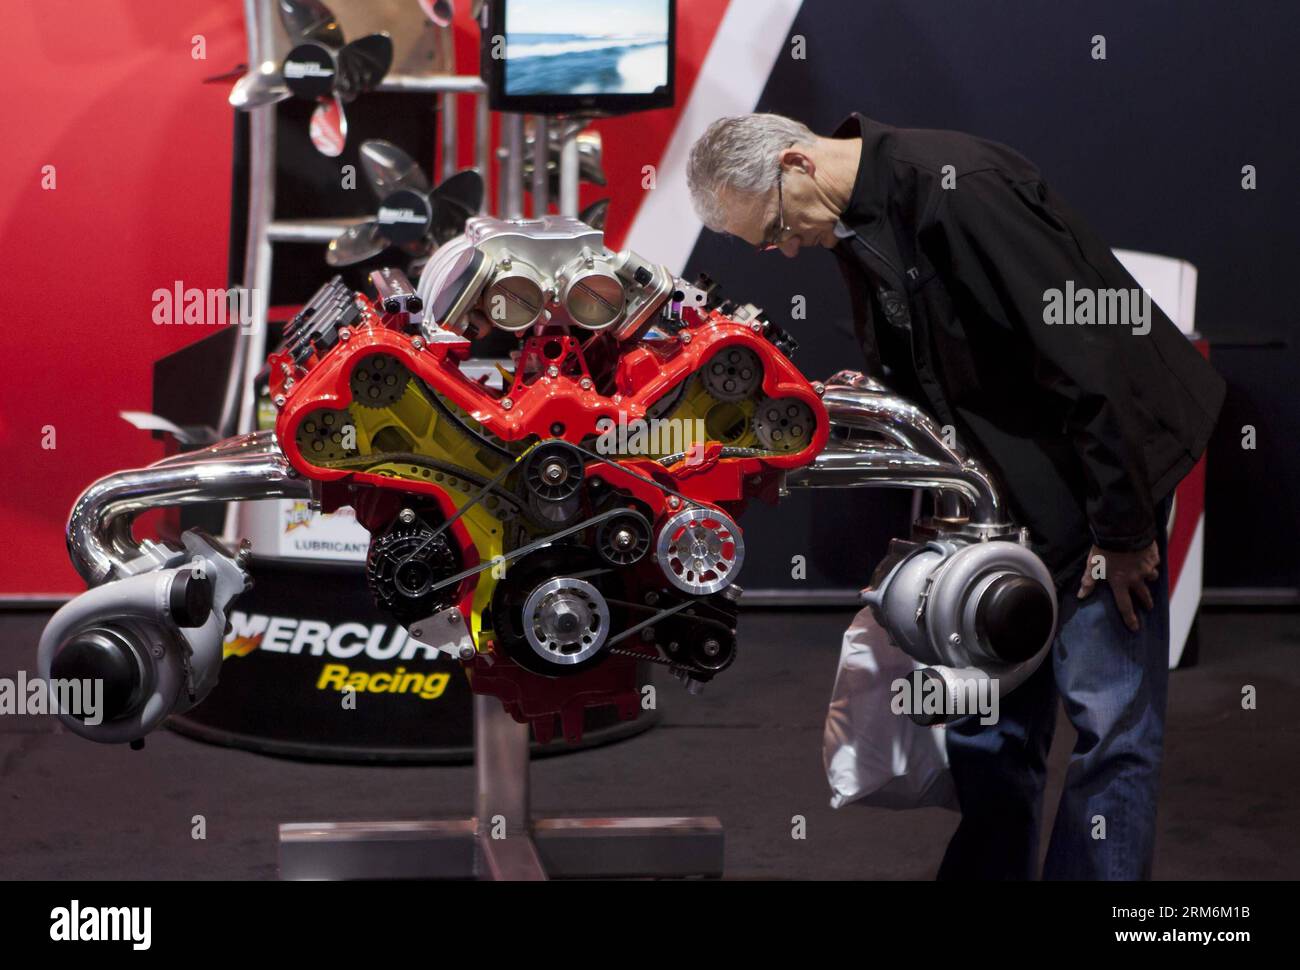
[169,553,655,762]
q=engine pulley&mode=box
[655,507,745,595]
[296,407,359,463]
[522,577,611,667]
[350,353,411,408]
[523,441,584,501]
[596,510,652,566]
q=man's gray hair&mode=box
[687,113,816,232]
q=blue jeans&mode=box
[938,496,1172,880]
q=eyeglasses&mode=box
[758,170,791,252]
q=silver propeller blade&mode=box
[360,139,430,197]
[580,198,610,231]
[229,61,291,110]
[309,95,348,157]
[337,33,394,101]
[326,221,389,266]
[429,170,485,244]
[432,169,483,214]
[278,0,343,47]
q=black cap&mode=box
[169,570,214,628]
[51,629,142,722]
[976,575,1054,663]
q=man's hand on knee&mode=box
[1077,542,1161,632]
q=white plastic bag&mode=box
[822,605,958,810]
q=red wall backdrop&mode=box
[0,0,728,596]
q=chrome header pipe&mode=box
[68,434,309,587]
[149,430,281,467]
[789,372,1010,527]
[787,442,1007,525]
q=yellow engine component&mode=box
[290,350,773,646]
[295,359,531,649]
[634,375,760,459]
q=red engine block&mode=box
[265,278,827,742]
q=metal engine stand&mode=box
[278,696,724,879]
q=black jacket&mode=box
[830,113,1226,586]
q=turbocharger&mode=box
[36,432,307,744]
[861,533,1056,723]
[37,531,247,743]
[787,371,1058,721]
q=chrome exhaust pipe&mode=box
[790,372,1009,526]
[68,432,309,587]
[149,429,282,468]
[819,370,965,465]
[785,441,1009,526]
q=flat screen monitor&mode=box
[482,0,675,115]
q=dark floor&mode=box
[1,607,1296,879]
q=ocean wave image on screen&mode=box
[503,0,670,96]
[505,33,667,95]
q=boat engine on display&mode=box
[37,214,1058,744]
